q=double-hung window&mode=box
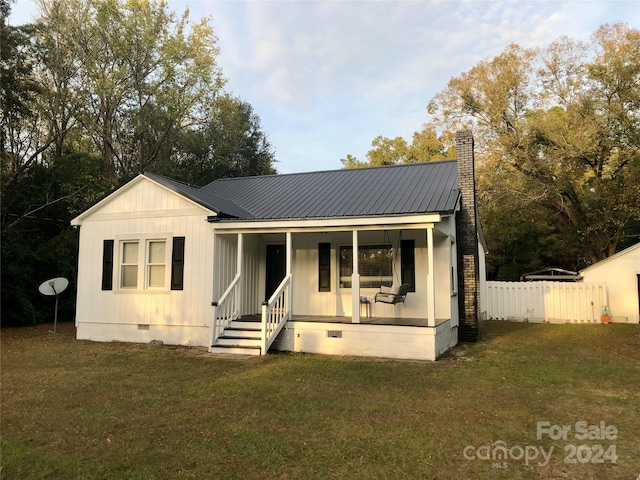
[147,240,166,288]
[102,236,185,292]
[117,238,168,290]
[121,241,140,288]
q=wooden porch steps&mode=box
[210,319,262,356]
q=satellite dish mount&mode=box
[38,277,69,333]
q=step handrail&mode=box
[261,274,292,354]
[210,274,241,348]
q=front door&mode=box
[265,244,286,300]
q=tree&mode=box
[1,152,110,326]
[34,0,225,180]
[428,23,640,266]
[168,94,277,186]
[341,124,455,168]
[0,0,44,184]
[477,156,584,280]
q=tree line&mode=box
[1,0,277,325]
[343,23,640,279]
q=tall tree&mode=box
[169,94,277,186]
[0,0,44,184]
[35,0,225,179]
[341,124,455,168]
[428,23,640,266]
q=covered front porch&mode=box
[208,215,459,359]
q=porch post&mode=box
[236,233,243,317]
[285,231,292,275]
[427,227,436,327]
[286,231,292,316]
[352,230,360,323]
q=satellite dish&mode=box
[39,277,69,296]
[38,277,69,333]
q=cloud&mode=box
[8,0,640,173]
[205,0,637,172]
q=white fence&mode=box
[485,281,608,323]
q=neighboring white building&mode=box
[580,242,640,324]
[71,131,486,360]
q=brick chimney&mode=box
[455,130,480,342]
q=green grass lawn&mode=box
[2,320,639,479]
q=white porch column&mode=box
[286,231,292,315]
[285,231,292,275]
[427,227,436,327]
[235,233,243,316]
[352,230,360,324]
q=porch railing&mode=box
[261,274,292,354]
[210,274,241,346]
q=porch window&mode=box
[339,245,392,288]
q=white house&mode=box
[71,131,486,360]
[580,242,640,324]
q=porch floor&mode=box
[241,314,449,328]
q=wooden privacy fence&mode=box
[485,281,608,323]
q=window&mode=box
[116,238,172,290]
[401,239,415,292]
[339,245,392,288]
[147,240,166,288]
[121,241,139,288]
[318,243,331,292]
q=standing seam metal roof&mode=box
[199,160,459,220]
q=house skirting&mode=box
[272,320,457,361]
[76,322,210,347]
[76,320,458,361]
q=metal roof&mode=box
[200,160,460,220]
[521,267,582,282]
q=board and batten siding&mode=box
[581,243,640,324]
[75,178,215,346]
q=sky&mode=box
[8,0,640,174]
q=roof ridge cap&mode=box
[207,159,457,185]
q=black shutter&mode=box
[318,242,331,292]
[171,236,185,290]
[102,239,114,290]
[401,239,415,292]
